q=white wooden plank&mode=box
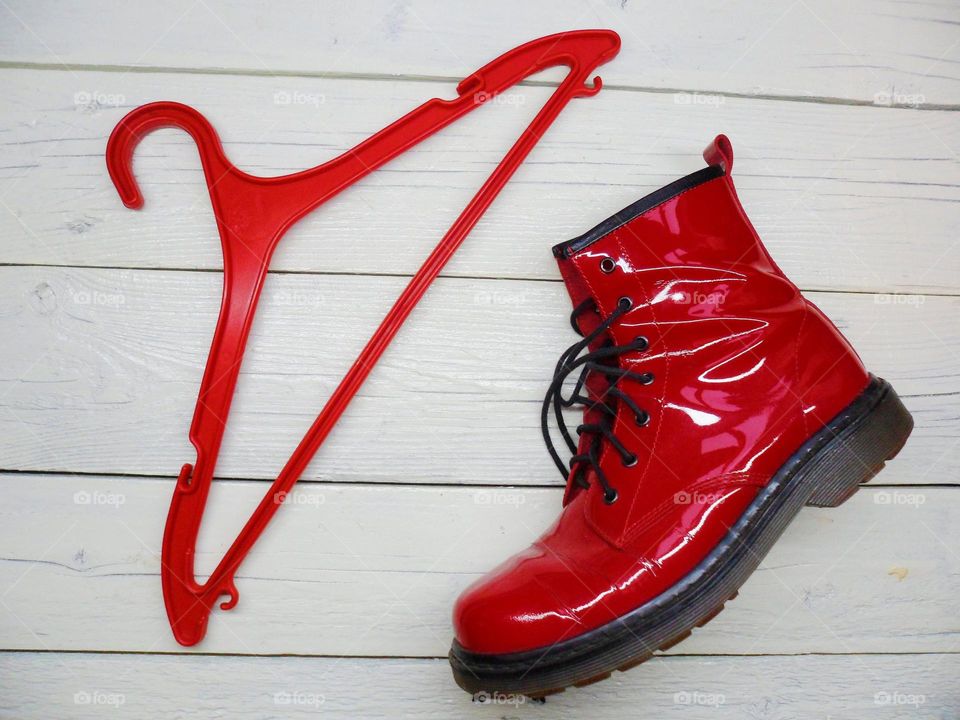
[1,651,956,719]
[1,69,959,294]
[0,267,955,485]
[1,0,959,105]
[0,474,957,655]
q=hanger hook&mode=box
[105,101,230,209]
[576,75,604,98]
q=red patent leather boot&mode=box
[449,135,913,697]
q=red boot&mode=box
[449,135,913,697]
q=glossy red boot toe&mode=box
[453,543,586,654]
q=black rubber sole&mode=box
[449,375,913,698]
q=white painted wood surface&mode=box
[2,653,957,719]
[2,0,959,105]
[1,475,957,655]
[0,267,955,485]
[1,69,959,293]
[0,2,957,718]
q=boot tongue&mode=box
[554,253,611,506]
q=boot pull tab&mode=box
[703,134,733,174]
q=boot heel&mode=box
[805,378,914,508]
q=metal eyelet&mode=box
[633,335,649,351]
[599,257,617,274]
[639,372,655,385]
[622,454,638,468]
[617,296,633,311]
[603,488,619,505]
[635,410,651,427]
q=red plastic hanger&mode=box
[106,30,620,646]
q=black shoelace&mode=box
[541,296,653,504]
